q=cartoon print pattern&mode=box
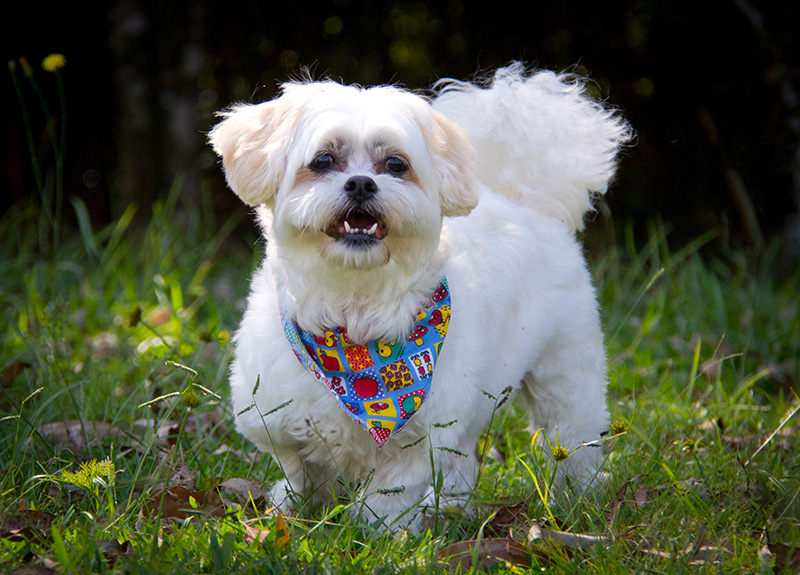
[283,279,451,447]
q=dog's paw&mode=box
[266,479,294,512]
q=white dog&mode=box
[209,64,630,527]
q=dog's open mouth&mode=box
[325,210,388,243]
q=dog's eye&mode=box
[384,156,408,175]
[310,153,335,172]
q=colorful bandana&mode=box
[283,279,451,447]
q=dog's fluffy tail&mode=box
[433,63,632,232]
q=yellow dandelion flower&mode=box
[42,53,66,72]
[610,420,627,435]
[551,445,570,461]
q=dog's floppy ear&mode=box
[209,91,304,206]
[426,109,479,217]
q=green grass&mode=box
[1,193,798,574]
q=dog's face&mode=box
[210,82,478,271]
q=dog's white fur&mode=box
[210,64,630,527]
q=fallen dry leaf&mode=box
[698,417,726,433]
[638,541,734,565]
[210,444,246,457]
[141,486,226,520]
[528,522,610,549]
[132,411,222,444]
[0,510,55,542]
[243,523,271,544]
[687,543,735,565]
[636,524,733,566]
[439,537,530,571]
[685,523,722,565]
[95,538,135,566]
[651,477,711,500]
[0,361,32,388]
[274,513,290,549]
[485,500,531,537]
[29,410,225,457]
[764,542,800,573]
[34,420,124,451]
[219,478,267,506]
[153,454,196,488]
[606,474,648,526]
[242,512,290,548]
[11,565,60,575]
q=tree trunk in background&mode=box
[108,0,208,215]
[108,0,157,211]
[732,0,800,259]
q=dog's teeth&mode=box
[340,219,380,237]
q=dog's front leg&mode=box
[521,320,609,489]
[355,436,479,529]
[417,435,479,518]
[266,447,336,512]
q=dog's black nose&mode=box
[344,176,377,202]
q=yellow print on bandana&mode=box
[428,304,450,338]
[380,360,415,391]
[367,418,397,434]
[364,399,397,418]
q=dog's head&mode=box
[209,81,478,270]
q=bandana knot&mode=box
[283,279,451,447]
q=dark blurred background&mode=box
[3,0,799,257]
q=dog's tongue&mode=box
[346,213,378,230]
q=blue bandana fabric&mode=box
[283,279,451,447]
